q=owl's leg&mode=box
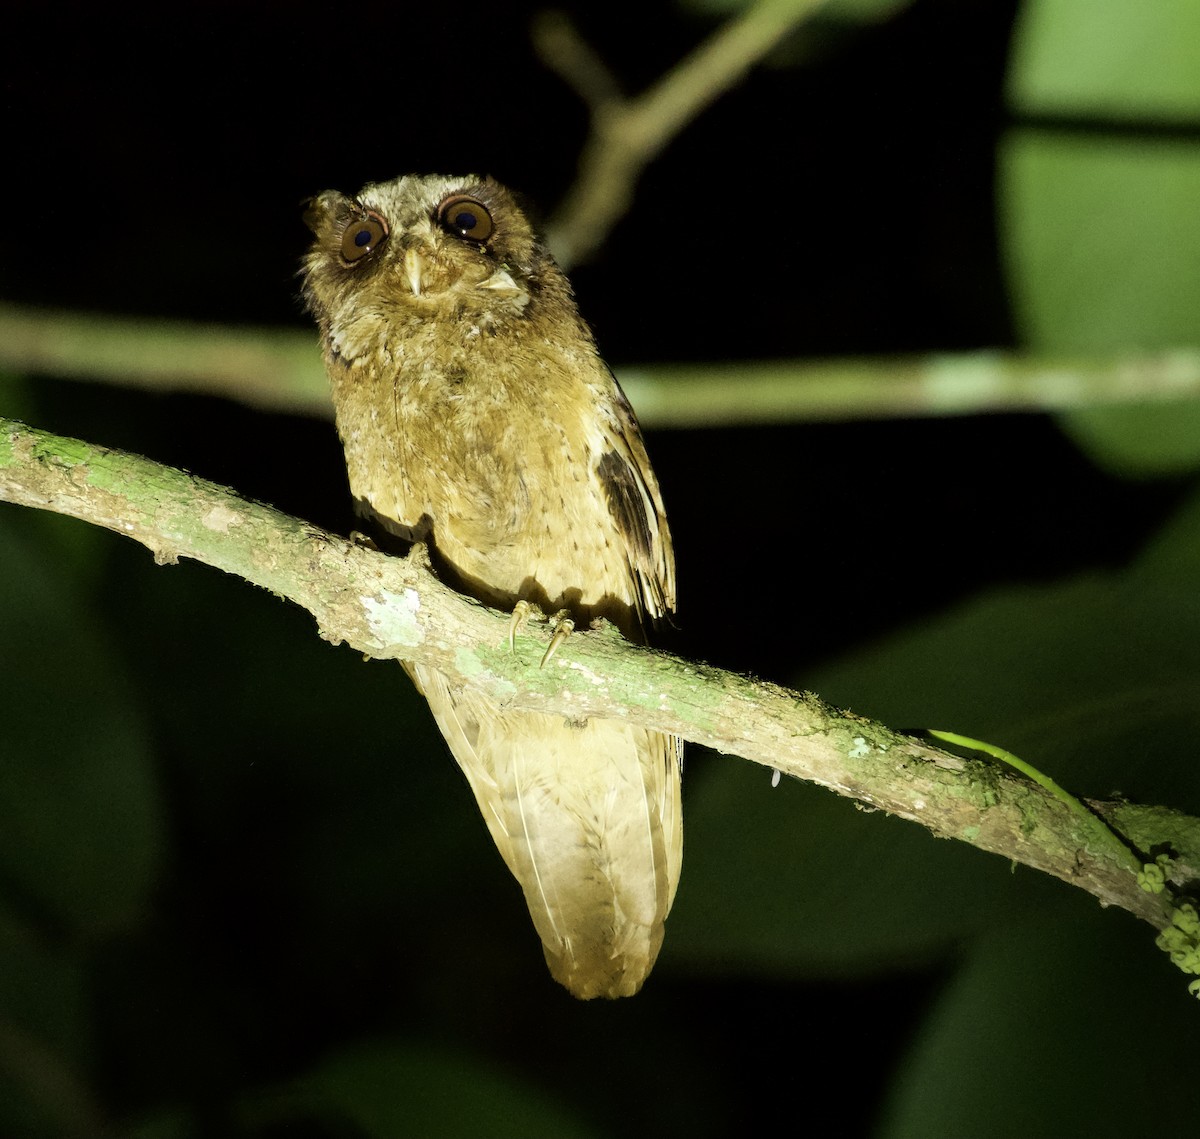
[541,612,576,668]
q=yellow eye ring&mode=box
[340,210,388,263]
[437,195,494,243]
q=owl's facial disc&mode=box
[399,192,503,299]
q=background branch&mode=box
[2,414,1193,935]
[535,0,831,266]
[0,303,328,415]
[4,303,1199,426]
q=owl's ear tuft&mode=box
[301,190,353,239]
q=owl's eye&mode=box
[437,195,494,243]
[340,211,388,263]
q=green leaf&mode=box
[0,898,94,1139]
[1002,136,1200,354]
[1008,0,1200,120]
[875,907,1199,1138]
[1002,4,1200,475]
[807,570,1200,815]
[250,1039,603,1139]
[671,477,1200,974]
[669,754,1061,977]
[1130,477,1200,584]
[121,1112,195,1139]
[1055,400,1200,478]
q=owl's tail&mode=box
[409,663,683,999]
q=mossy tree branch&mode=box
[3,416,1196,935]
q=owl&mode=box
[301,174,681,999]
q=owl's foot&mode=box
[508,600,533,653]
[348,530,381,551]
[541,612,575,668]
[405,540,432,570]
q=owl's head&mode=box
[301,173,564,330]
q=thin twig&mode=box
[1,415,1193,932]
[535,0,830,266]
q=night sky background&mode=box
[2,2,1199,1137]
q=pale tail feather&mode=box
[407,662,683,998]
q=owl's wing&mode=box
[594,376,677,632]
[399,362,682,1000]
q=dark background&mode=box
[5,0,1175,666]
[3,2,1198,1137]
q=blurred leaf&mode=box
[0,510,163,936]
[761,474,1200,1129]
[874,905,1200,1138]
[1002,137,1200,474]
[1056,400,1200,478]
[805,568,1200,815]
[676,479,1200,976]
[1002,136,1200,354]
[105,541,487,941]
[0,900,86,1058]
[123,1112,195,1139]
[670,753,1061,976]
[1130,477,1200,584]
[0,897,94,1139]
[252,1039,602,1139]
[1003,4,1200,476]
[0,372,37,425]
[1008,0,1200,120]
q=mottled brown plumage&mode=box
[300,174,681,998]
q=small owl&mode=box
[301,174,682,998]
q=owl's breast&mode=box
[329,332,623,610]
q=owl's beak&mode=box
[404,249,425,297]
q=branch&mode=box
[2,416,1195,935]
[0,303,328,414]
[534,0,830,266]
[5,304,1200,425]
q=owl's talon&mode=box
[509,600,533,653]
[405,540,432,570]
[541,615,575,668]
[349,530,380,551]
